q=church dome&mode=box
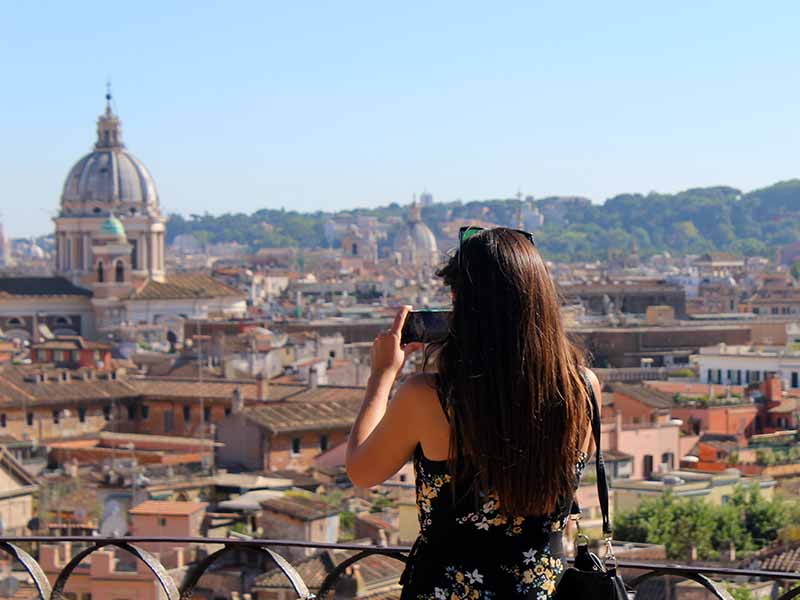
[394,202,439,266]
[396,221,438,255]
[60,96,158,216]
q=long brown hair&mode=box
[430,228,588,516]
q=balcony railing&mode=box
[1,536,798,600]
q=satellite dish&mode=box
[26,517,40,532]
[0,577,20,597]
[99,499,128,537]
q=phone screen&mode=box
[401,310,451,345]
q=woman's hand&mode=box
[370,306,422,378]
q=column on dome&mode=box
[83,233,90,270]
[145,234,152,275]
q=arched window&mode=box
[352,243,358,256]
[97,261,104,283]
[115,260,125,283]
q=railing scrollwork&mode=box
[0,537,796,600]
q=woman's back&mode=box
[400,377,588,599]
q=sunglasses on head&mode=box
[457,226,536,270]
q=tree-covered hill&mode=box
[166,179,800,262]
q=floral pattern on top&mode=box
[415,454,452,531]
[455,492,527,536]
[418,566,495,600]
[403,445,588,600]
[501,547,565,598]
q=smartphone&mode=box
[401,310,452,345]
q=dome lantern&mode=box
[95,91,124,149]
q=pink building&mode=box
[602,412,695,480]
[41,501,208,600]
[129,500,208,567]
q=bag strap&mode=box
[573,370,612,538]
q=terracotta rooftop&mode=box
[129,500,208,516]
[253,548,403,592]
[741,542,800,573]
[0,277,92,298]
[285,385,365,404]
[31,336,112,351]
[606,382,673,410]
[242,394,362,434]
[260,495,338,521]
[131,377,305,401]
[0,365,137,407]
[130,272,244,300]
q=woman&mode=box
[346,227,601,599]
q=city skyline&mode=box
[3,1,800,237]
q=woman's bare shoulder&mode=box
[395,372,445,417]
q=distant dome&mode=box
[394,202,439,267]
[60,98,158,216]
[100,215,126,240]
[396,222,438,255]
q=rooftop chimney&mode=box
[761,375,783,402]
[232,387,244,413]
[309,366,319,390]
[255,373,268,402]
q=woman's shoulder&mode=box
[394,372,448,426]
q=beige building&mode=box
[613,469,775,513]
[0,447,38,535]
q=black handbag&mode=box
[554,372,633,600]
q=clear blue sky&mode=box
[2,1,799,237]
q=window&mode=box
[726,370,733,383]
[93,350,101,362]
[164,410,174,433]
[224,407,231,417]
[736,370,742,385]
[661,452,674,470]
[36,350,47,361]
[320,434,329,452]
[26,413,33,427]
[103,406,111,421]
[115,260,124,283]
[78,406,86,423]
[706,369,712,383]
[716,369,723,384]
[291,437,301,455]
[130,239,138,270]
[127,404,137,420]
[721,495,730,505]
[183,405,191,422]
[52,409,60,424]
[203,406,211,423]
[158,517,167,527]
[142,405,150,420]
[54,350,65,362]
[97,261,104,283]
[792,372,799,389]
[72,350,80,361]
[0,414,5,428]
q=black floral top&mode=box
[401,445,587,600]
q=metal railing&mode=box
[0,536,798,600]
